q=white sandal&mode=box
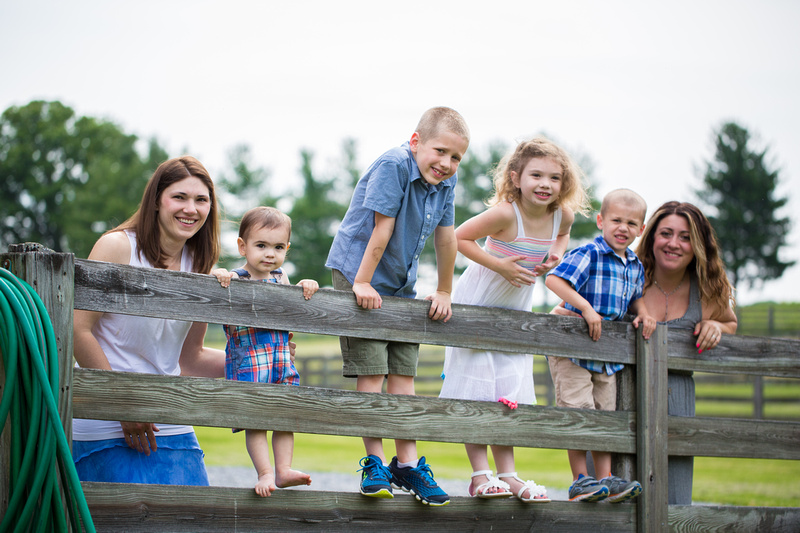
[497,472,550,502]
[469,470,512,499]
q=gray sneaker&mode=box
[568,475,609,502]
[600,475,642,503]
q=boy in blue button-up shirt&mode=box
[326,107,469,506]
[545,188,656,504]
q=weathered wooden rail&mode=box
[1,245,799,532]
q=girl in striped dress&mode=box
[439,137,590,502]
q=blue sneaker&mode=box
[569,474,609,502]
[389,456,450,506]
[600,475,642,503]
[358,455,393,498]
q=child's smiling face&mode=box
[409,130,469,186]
[512,156,562,209]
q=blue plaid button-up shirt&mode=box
[547,235,645,375]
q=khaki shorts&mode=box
[331,270,419,378]
[548,355,617,411]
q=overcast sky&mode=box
[2,0,798,305]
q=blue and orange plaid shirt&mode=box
[546,236,644,375]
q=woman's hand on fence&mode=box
[121,421,159,455]
[694,319,725,353]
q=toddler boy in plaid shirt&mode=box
[213,206,318,497]
[545,188,656,503]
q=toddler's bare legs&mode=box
[272,431,312,488]
[245,429,277,497]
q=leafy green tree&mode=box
[215,144,277,268]
[698,122,794,288]
[286,142,354,284]
[0,100,168,257]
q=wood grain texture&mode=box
[73,368,635,452]
[636,325,669,533]
[73,258,638,363]
[668,416,800,460]
[72,259,800,377]
[81,482,636,532]
[669,504,800,533]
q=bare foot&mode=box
[275,468,312,488]
[254,472,277,497]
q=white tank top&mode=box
[73,230,195,440]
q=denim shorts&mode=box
[73,432,210,485]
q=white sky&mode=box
[2,0,799,305]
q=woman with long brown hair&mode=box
[72,156,225,485]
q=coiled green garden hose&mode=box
[0,267,95,533]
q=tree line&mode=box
[0,100,793,292]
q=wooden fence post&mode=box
[0,244,75,519]
[637,324,668,532]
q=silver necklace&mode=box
[653,277,685,321]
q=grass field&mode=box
[199,303,800,507]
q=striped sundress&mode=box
[439,202,562,405]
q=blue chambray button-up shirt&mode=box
[546,235,645,375]
[325,142,456,298]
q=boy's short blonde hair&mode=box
[415,107,470,144]
[600,188,647,222]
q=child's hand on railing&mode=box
[211,268,238,288]
[297,279,319,300]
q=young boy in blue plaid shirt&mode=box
[545,188,656,503]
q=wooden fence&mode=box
[1,245,799,532]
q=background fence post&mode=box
[613,365,637,483]
[637,324,669,532]
[667,371,695,504]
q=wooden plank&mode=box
[72,368,636,453]
[668,416,800,460]
[667,329,800,378]
[73,258,638,364]
[669,504,800,533]
[637,325,669,532]
[72,259,800,378]
[81,482,637,532]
